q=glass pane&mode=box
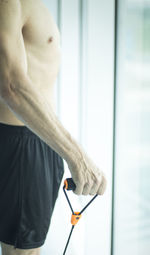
[114,0,150,254]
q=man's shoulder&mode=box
[20,0,46,29]
[0,0,27,29]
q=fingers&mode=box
[89,182,99,196]
[89,174,103,195]
[73,180,84,195]
[97,174,107,195]
[73,174,107,196]
[82,183,91,195]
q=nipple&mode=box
[48,36,53,43]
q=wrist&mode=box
[65,137,84,167]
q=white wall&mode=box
[41,1,114,255]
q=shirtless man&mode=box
[0,0,107,254]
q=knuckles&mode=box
[70,162,107,196]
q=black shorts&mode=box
[0,122,64,249]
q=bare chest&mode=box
[21,0,61,86]
[22,1,60,50]
[0,0,59,125]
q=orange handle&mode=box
[64,178,76,191]
[71,212,82,225]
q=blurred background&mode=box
[30,0,150,254]
[42,0,113,254]
[0,0,149,255]
[113,0,150,254]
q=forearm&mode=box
[1,73,83,165]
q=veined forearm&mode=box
[2,74,83,165]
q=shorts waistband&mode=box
[0,122,38,137]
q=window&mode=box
[113,0,150,254]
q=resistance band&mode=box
[63,178,98,255]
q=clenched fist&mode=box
[67,151,107,196]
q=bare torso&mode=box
[0,0,61,126]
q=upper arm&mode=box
[0,0,27,96]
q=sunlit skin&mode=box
[0,0,60,124]
[0,0,107,199]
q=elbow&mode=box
[0,73,12,100]
[0,69,24,101]
[0,80,15,102]
[0,80,20,108]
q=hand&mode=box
[67,152,107,196]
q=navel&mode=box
[48,36,53,43]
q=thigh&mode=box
[0,242,41,255]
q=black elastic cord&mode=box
[80,194,98,214]
[63,185,98,255]
[63,225,75,255]
[63,186,74,214]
